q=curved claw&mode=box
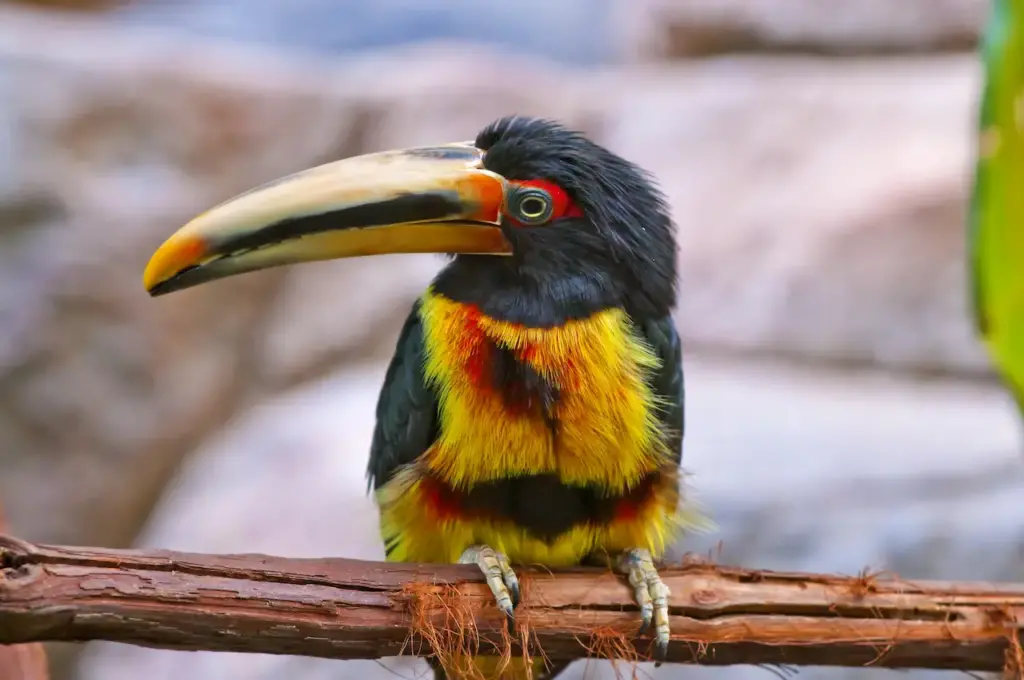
[617,548,671,663]
[458,545,520,633]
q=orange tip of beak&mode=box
[143,233,209,294]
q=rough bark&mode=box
[1,535,1022,675]
[0,528,49,680]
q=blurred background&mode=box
[1,0,1021,679]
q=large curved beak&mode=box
[143,143,511,296]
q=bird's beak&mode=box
[143,143,511,296]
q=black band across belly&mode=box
[420,471,663,543]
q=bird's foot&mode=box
[616,547,670,663]
[458,545,520,632]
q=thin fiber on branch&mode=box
[1,534,1023,677]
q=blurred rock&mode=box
[75,353,1024,680]
[110,0,613,66]
[596,55,989,375]
[6,0,990,66]
[615,0,987,60]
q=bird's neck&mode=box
[431,254,622,328]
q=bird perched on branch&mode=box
[142,116,704,679]
[971,0,1024,428]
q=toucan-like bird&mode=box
[143,116,703,679]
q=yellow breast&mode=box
[417,290,669,492]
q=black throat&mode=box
[432,251,623,328]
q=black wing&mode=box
[638,315,685,465]
[366,300,440,491]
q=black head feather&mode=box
[432,115,678,327]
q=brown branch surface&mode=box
[1,535,1023,676]
[0,526,49,680]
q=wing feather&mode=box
[366,300,439,491]
[638,315,685,465]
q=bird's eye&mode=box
[508,186,554,225]
[503,179,582,227]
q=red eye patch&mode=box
[504,179,583,227]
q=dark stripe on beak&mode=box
[215,192,465,256]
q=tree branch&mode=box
[1,534,1022,675]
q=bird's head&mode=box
[144,116,677,321]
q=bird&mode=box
[970,0,1024,435]
[142,115,705,679]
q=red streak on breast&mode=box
[560,357,580,393]
[612,476,659,522]
[449,303,570,416]
[614,497,641,521]
[518,343,537,363]
[421,476,463,521]
[459,304,491,391]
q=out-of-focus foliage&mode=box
[971,0,1024,414]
